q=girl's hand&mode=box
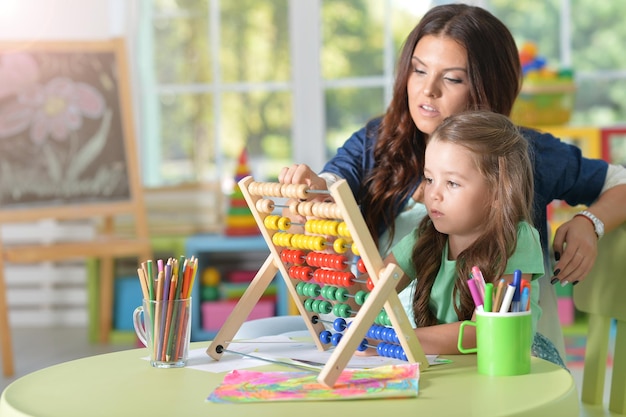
[551,216,598,286]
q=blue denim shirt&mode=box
[322,116,608,257]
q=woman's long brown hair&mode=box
[410,111,534,326]
[360,4,522,251]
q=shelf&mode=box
[185,234,288,341]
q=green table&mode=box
[0,342,579,417]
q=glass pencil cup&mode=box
[133,297,192,368]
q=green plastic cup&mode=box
[458,310,532,376]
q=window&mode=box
[138,0,626,188]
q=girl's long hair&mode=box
[361,4,522,249]
[411,111,534,327]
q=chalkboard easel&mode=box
[0,39,153,377]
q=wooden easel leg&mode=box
[0,257,15,376]
[206,254,278,360]
[99,256,114,344]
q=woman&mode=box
[279,4,626,358]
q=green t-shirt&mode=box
[391,221,544,335]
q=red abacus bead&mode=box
[313,268,325,283]
[288,266,299,279]
[306,252,319,267]
[299,266,313,281]
[366,277,375,291]
[341,271,355,287]
[280,249,291,264]
[334,255,348,271]
[320,253,332,269]
[356,258,367,274]
[291,250,305,265]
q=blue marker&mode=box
[511,269,522,312]
[520,287,530,313]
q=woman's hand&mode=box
[278,164,328,197]
[551,215,598,286]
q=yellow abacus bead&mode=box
[293,234,305,249]
[277,216,291,231]
[351,243,360,256]
[312,236,327,251]
[324,220,339,236]
[304,219,314,234]
[311,219,322,234]
[337,222,349,237]
[264,214,280,230]
[333,238,348,254]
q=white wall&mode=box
[0,0,124,39]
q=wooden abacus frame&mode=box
[207,176,428,387]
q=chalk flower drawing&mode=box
[0,76,105,144]
[0,50,123,204]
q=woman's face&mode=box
[407,35,472,136]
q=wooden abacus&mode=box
[207,176,428,387]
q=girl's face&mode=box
[423,139,491,256]
[407,35,472,136]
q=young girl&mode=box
[372,111,559,362]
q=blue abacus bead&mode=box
[331,332,343,346]
[382,327,393,343]
[333,317,347,332]
[374,325,383,340]
[357,338,369,352]
[319,330,332,344]
[397,345,407,361]
[377,343,385,357]
[367,325,377,338]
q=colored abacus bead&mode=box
[356,258,367,274]
[331,332,343,346]
[319,330,332,344]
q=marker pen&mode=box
[499,284,516,313]
[467,278,483,311]
[511,269,522,312]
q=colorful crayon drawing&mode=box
[208,363,419,403]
